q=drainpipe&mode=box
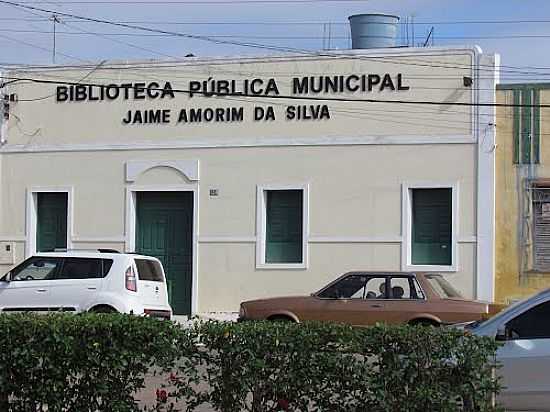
[0,71,7,146]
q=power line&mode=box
[16,59,107,101]
[5,17,550,25]
[0,0,315,53]
[60,21,182,59]
[5,58,502,128]
[3,62,549,83]
[3,0,550,78]
[2,53,547,81]
[3,0,550,80]
[8,0,395,3]
[1,75,548,108]
[0,32,88,62]
[5,28,550,41]
[50,18,550,25]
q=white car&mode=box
[0,250,172,319]
[466,289,550,411]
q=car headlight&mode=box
[239,304,245,318]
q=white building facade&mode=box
[0,46,498,315]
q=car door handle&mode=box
[370,304,382,308]
[87,287,97,290]
[36,289,47,293]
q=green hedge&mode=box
[0,314,501,412]
[0,313,186,412]
[164,321,501,412]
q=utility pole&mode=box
[51,14,60,64]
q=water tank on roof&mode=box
[348,13,400,49]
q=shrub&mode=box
[0,313,184,412]
[162,321,501,412]
[0,314,500,411]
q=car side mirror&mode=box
[495,326,507,341]
[0,273,10,282]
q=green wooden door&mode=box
[411,188,452,266]
[36,193,68,252]
[136,192,193,315]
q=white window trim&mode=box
[256,183,309,270]
[25,186,74,258]
[401,182,459,272]
[125,184,199,315]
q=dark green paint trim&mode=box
[498,82,550,90]
[534,89,541,164]
[521,89,532,164]
[513,89,520,164]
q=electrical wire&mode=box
[60,21,182,59]
[1,74,548,108]
[4,15,550,25]
[6,0,412,4]
[0,0,545,78]
[16,59,107,101]
[0,32,88,63]
[5,28,550,41]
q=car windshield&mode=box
[466,292,542,330]
[425,274,462,299]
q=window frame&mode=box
[401,182,459,272]
[316,274,369,300]
[388,275,426,301]
[256,184,309,270]
[316,274,387,300]
[25,187,74,258]
[531,184,550,272]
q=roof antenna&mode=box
[51,14,60,64]
[423,26,434,47]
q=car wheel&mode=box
[89,305,117,313]
[268,315,295,322]
[409,319,439,327]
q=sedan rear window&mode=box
[425,274,462,299]
[135,259,164,282]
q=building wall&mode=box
[495,86,550,303]
[0,47,498,312]
[0,144,478,311]
[5,51,477,148]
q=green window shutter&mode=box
[513,90,521,164]
[534,89,541,164]
[37,193,68,252]
[411,188,452,266]
[521,89,532,164]
[265,190,303,264]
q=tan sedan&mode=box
[238,272,502,326]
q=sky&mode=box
[0,0,549,83]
